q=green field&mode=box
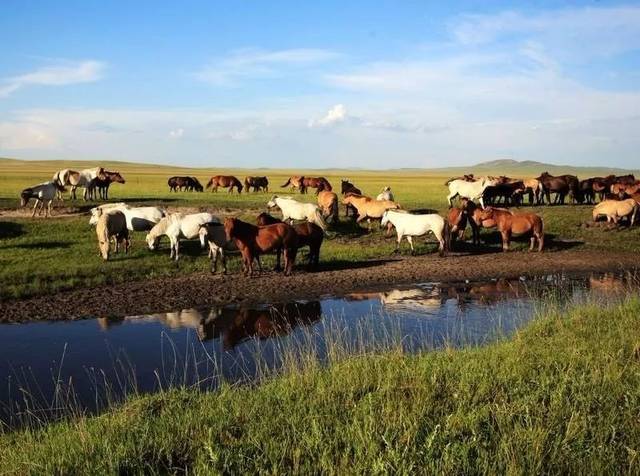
[1,158,639,299]
[1,295,638,473]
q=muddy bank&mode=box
[1,249,638,323]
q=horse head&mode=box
[20,188,33,207]
[223,217,236,242]
[266,196,279,208]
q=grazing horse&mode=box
[64,167,107,200]
[317,190,339,223]
[446,177,499,209]
[341,179,362,218]
[447,198,479,246]
[266,196,328,232]
[476,207,544,252]
[302,177,332,194]
[96,211,130,260]
[257,213,324,270]
[536,172,579,205]
[281,176,305,193]
[381,210,449,256]
[224,217,298,276]
[88,170,125,200]
[168,176,203,192]
[376,186,394,201]
[482,181,526,206]
[206,175,243,193]
[592,199,637,226]
[244,176,269,193]
[20,181,65,217]
[89,203,165,231]
[146,212,217,260]
[342,193,400,229]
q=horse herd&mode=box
[17,169,640,278]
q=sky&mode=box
[1,1,639,169]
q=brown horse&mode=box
[256,213,324,270]
[281,176,305,193]
[206,175,243,193]
[224,217,297,276]
[89,170,125,200]
[301,177,332,194]
[244,176,269,192]
[476,207,544,252]
[168,176,203,192]
[447,198,479,246]
[537,172,579,205]
[340,180,362,217]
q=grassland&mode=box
[1,158,640,300]
[1,295,639,473]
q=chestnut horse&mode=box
[256,213,324,270]
[302,177,332,194]
[206,175,243,193]
[224,217,298,276]
[476,207,544,252]
[281,176,305,193]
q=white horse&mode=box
[146,212,218,260]
[446,177,499,208]
[20,181,65,217]
[266,195,328,231]
[89,203,166,231]
[376,186,394,201]
[53,167,105,200]
[381,209,449,255]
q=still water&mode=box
[0,272,632,425]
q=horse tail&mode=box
[443,219,451,253]
[312,209,328,232]
[281,178,291,188]
[331,199,339,223]
[444,177,455,186]
[205,177,214,189]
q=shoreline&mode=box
[1,249,638,323]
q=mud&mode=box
[1,249,638,323]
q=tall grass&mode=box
[1,293,639,473]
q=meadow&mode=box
[1,158,640,300]
[1,294,638,473]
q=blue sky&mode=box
[1,1,639,168]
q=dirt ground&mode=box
[1,249,638,322]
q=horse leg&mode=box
[394,233,402,254]
[538,232,544,252]
[529,235,535,251]
[447,192,457,207]
[31,200,38,217]
[479,197,485,209]
[174,239,180,261]
[210,247,219,273]
[406,236,415,255]
[501,231,510,252]
[275,247,282,272]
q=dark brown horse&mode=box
[224,217,297,276]
[244,176,269,193]
[89,170,125,200]
[168,176,203,192]
[476,207,544,252]
[536,172,579,205]
[206,175,243,193]
[301,177,332,194]
[256,212,324,270]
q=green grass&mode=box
[2,159,640,299]
[1,296,639,473]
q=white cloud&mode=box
[0,60,106,98]
[168,128,184,139]
[309,104,348,127]
[194,48,340,86]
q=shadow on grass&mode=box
[450,231,583,253]
[8,241,73,250]
[0,221,25,239]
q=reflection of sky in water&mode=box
[0,272,634,424]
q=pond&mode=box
[0,271,633,427]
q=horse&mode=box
[446,177,499,209]
[342,193,401,230]
[381,209,449,256]
[376,186,394,201]
[302,177,332,194]
[317,190,339,223]
[224,217,298,276]
[89,203,166,231]
[88,170,125,200]
[244,176,269,193]
[257,213,324,270]
[341,180,362,217]
[20,181,65,217]
[482,181,526,206]
[536,172,579,205]
[578,179,596,204]
[146,212,218,260]
[96,210,130,260]
[60,167,106,200]
[523,178,543,205]
[475,207,544,252]
[266,196,328,232]
[168,176,203,192]
[199,222,241,274]
[281,176,305,193]
[592,199,637,226]
[206,175,243,193]
[447,198,479,246]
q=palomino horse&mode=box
[224,217,298,276]
[341,179,362,218]
[89,203,166,231]
[96,210,130,260]
[20,181,65,217]
[317,190,339,223]
[206,175,243,193]
[476,207,544,252]
[257,213,324,270]
[342,193,400,229]
[592,199,637,226]
[536,172,579,205]
[381,210,449,256]
[88,170,125,200]
[244,176,269,192]
[446,177,499,209]
[281,176,305,193]
[53,167,106,201]
[266,196,328,232]
[146,212,217,260]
